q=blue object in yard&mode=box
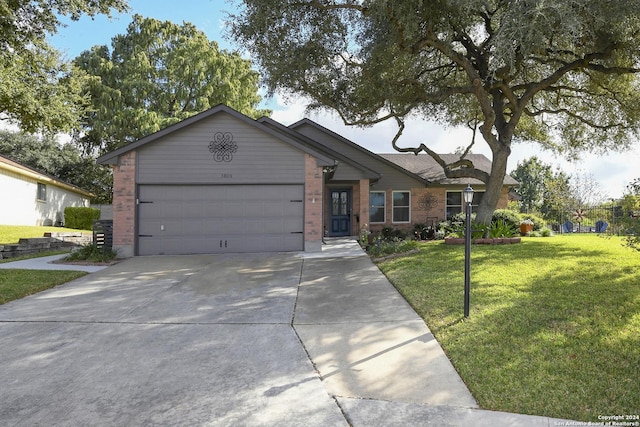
[595,220,608,233]
[563,221,574,233]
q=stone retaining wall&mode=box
[0,233,92,259]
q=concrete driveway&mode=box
[0,240,567,426]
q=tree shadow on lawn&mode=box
[445,244,639,421]
[384,239,640,422]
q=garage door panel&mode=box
[137,184,304,255]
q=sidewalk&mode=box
[0,253,109,272]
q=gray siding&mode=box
[331,162,367,181]
[137,112,305,184]
[294,124,423,189]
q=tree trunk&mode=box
[475,145,510,224]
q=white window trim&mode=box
[369,191,386,224]
[446,190,484,218]
[392,190,411,223]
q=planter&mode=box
[520,223,534,235]
[446,237,522,245]
[473,238,491,244]
[445,238,465,245]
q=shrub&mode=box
[412,223,437,240]
[488,219,518,238]
[64,207,100,230]
[367,238,418,258]
[65,244,117,263]
[380,227,407,240]
[492,209,521,230]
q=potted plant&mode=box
[520,219,534,235]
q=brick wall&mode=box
[304,154,323,251]
[369,186,513,235]
[358,179,369,235]
[112,151,136,257]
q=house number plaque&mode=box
[209,132,237,162]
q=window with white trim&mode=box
[37,183,47,202]
[446,190,484,219]
[369,191,385,223]
[392,191,410,223]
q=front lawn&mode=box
[377,234,639,422]
[0,269,87,304]
[0,225,91,244]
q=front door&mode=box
[329,189,351,236]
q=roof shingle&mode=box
[379,153,519,185]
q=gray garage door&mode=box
[137,184,304,255]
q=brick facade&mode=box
[304,154,323,251]
[368,186,511,235]
[357,179,369,235]
[111,151,136,257]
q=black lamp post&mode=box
[463,184,474,318]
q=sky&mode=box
[47,0,640,199]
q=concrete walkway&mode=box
[0,253,109,272]
[0,239,572,426]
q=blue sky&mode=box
[47,0,639,198]
[51,0,235,58]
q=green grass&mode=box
[0,225,91,244]
[0,269,87,304]
[377,234,639,422]
[0,225,91,304]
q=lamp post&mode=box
[463,184,474,318]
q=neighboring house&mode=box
[0,155,92,226]
[97,104,517,257]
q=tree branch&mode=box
[524,106,626,130]
[389,115,490,183]
[520,45,640,105]
[291,1,368,13]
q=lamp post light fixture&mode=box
[463,184,474,318]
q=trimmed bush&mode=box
[64,207,100,230]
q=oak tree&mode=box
[230,0,640,223]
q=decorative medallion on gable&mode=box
[209,132,237,162]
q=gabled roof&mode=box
[289,118,430,185]
[0,154,93,197]
[97,104,336,166]
[257,116,381,181]
[379,153,519,186]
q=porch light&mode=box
[463,184,474,318]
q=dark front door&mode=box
[329,189,351,236]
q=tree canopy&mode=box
[621,178,640,251]
[0,131,112,203]
[230,0,640,223]
[510,157,567,214]
[0,0,128,133]
[74,15,269,154]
